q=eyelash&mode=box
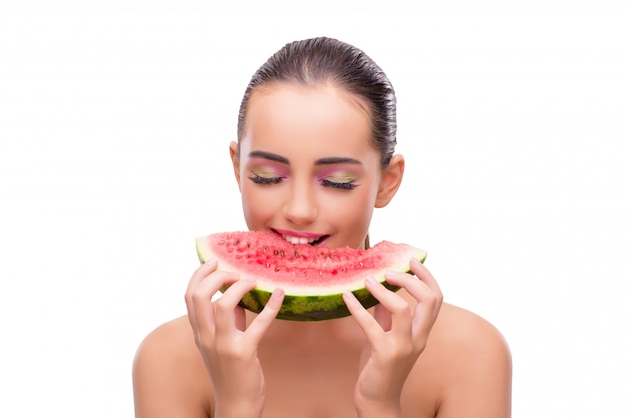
[248,174,358,190]
[248,174,283,185]
[320,179,358,190]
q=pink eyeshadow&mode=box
[315,167,357,180]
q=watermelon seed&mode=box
[275,266,281,272]
[294,251,300,258]
[280,251,285,258]
[359,261,364,268]
[274,250,279,256]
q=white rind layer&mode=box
[196,237,427,296]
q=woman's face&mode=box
[231,83,402,249]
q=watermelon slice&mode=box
[195,231,427,321]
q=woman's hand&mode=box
[343,258,443,417]
[184,259,285,418]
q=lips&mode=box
[271,228,329,246]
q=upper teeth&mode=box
[282,234,319,245]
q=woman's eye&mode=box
[249,174,283,185]
[320,179,358,190]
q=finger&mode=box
[190,270,240,339]
[410,258,442,297]
[385,265,443,341]
[186,258,218,296]
[234,304,247,331]
[409,294,445,354]
[385,267,442,308]
[244,288,285,345]
[408,259,444,323]
[343,290,385,342]
[373,302,392,332]
[365,276,412,334]
[185,259,218,332]
[212,278,257,334]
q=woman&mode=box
[133,37,512,417]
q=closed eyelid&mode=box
[248,162,289,178]
[251,167,279,176]
[316,166,359,181]
[321,174,358,183]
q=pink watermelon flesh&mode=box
[195,231,427,321]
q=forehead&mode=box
[241,83,376,160]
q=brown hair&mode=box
[236,37,398,169]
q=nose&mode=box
[282,180,318,225]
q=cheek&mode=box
[322,189,375,249]
[240,183,279,228]
[322,185,377,224]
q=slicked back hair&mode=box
[237,37,398,168]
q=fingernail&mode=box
[365,275,378,285]
[343,291,357,302]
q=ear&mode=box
[375,154,404,208]
[229,141,242,190]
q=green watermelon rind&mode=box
[240,279,406,321]
[195,235,427,322]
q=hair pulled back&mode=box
[237,37,397,167]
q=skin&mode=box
[133,83,512,418]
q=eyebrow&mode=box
[248,151,362,166]
[314,157,362,166]
[248,150,289,164]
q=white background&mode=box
[1,1,625,416]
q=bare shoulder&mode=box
[434,302,511,358]
[132,315,211,418]
[422,303,512,417]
